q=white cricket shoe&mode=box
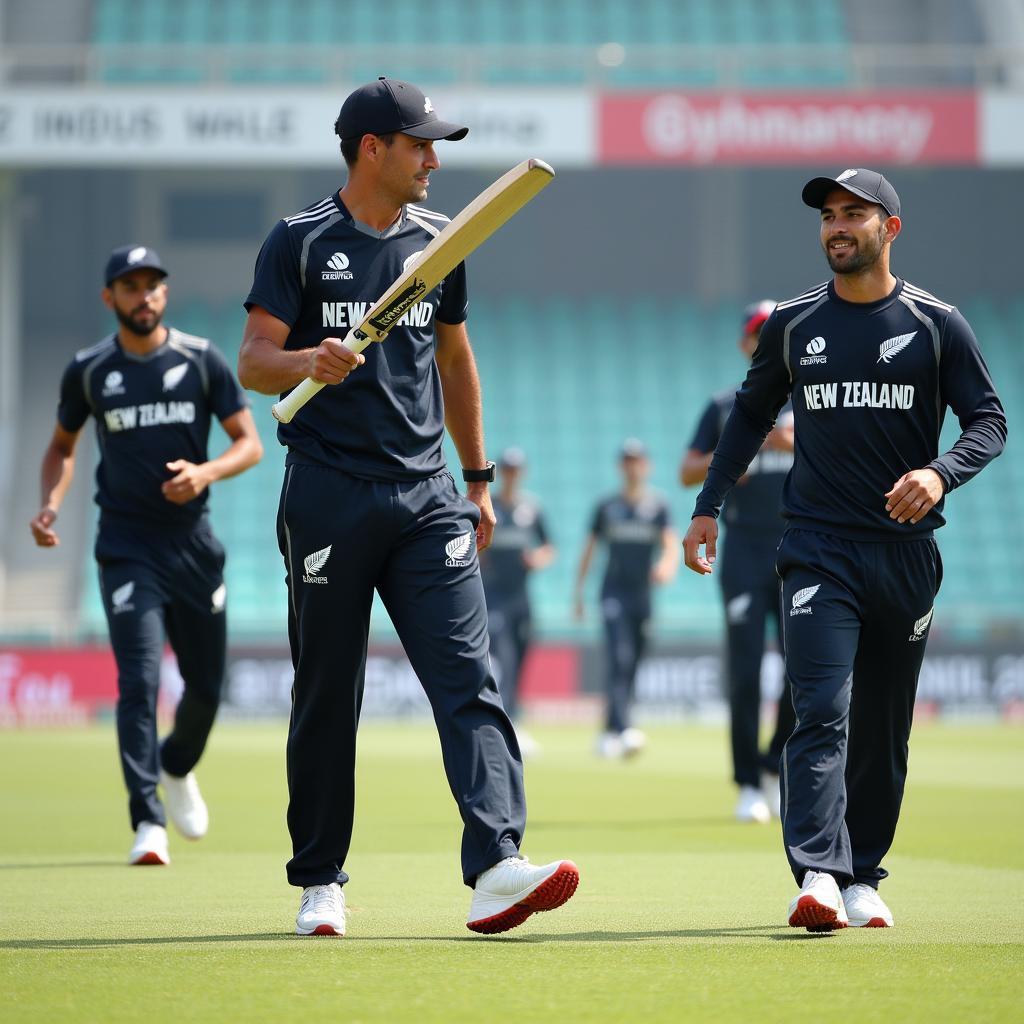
[620,727,647,757]
[129,822,170,866]
[842,884,894,928]
[467,856,579,935]
[595,732,625,759]
[159,769,208,840]
[296,883,346,937]
[788,870,849,932]
[761,772,782,819]
[735,786,771,824]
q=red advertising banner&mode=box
[600,91,979,165]
[0,647,118,725]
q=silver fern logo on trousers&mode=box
[111,580,135,614]
[445,533,472,567]
[302,545,331,584]
[789,584,820,616]
[909,607,933,641]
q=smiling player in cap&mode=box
[684,168,1006,930]
[238,78,578,937]
[31,244,262,867]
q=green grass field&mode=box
[1,721,1021,1023]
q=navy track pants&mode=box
[776,527,941,888]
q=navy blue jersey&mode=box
[480,493,550,602]
[693,279,1006,541]
[57,329,247,528]
[245,193,468,481]
[690,390,793,539]
[591,492,671,595]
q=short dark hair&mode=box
[339,131,395,167]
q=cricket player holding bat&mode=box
[238,78,577,937]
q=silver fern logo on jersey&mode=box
[302,545,332,584]
[799,337,827,366]
[877,331,917,364]
[909,607,933,642]
[322,252,354,281]
[445,533,472,568]
[162,363,189,392]
[790,584,821,616]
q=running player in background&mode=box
[684,169,1006,931]
[479,448,555,759]
[30,244,262,866]
[575,440,679,759]
[238,78,577,937]
[681,301,796,825]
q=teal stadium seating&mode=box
[90,0,850,87]
[79,296,1022,644]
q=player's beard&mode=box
[114,304,164,336]
[824,222,886,275]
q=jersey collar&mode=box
[333,192,407,240]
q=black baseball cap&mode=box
[801,168,901,218]
[741,300,776,336]
[334,77,468,143]
[104,244,168,286]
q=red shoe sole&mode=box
[857,917,891,928]
[298,924,344,937]
[788,894,846,931]
[131,852,168,866]
[467,861,580,935]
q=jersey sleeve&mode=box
[656,497,672,529]
[928,309,1007,492]
[204,345,249,422]
[688,399,721,453]
[436,261,468,325]
[534,506,551,546]
[56,359,91,433]
[590,501,607,538]
[244,219,302,326]
[693,312,791,520]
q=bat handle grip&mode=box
[272,378,325,423]
[271,332,373,423]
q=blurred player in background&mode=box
[238,78,577,937]
[681,301,796,824]
[685,169,1006,931]
[575,439,678,758]
[30,244,262,866]
[479,447,555,759]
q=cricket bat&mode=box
[271,157,555,423]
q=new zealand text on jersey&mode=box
[322,300,434,330]
[803,382,915,411]
[104,401,197,432]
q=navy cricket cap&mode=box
[104,244,168,286]
[801,168,901,218]
[741,300,776,336]
[334,77,469,143]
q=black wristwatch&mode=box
[462,461,496,483]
